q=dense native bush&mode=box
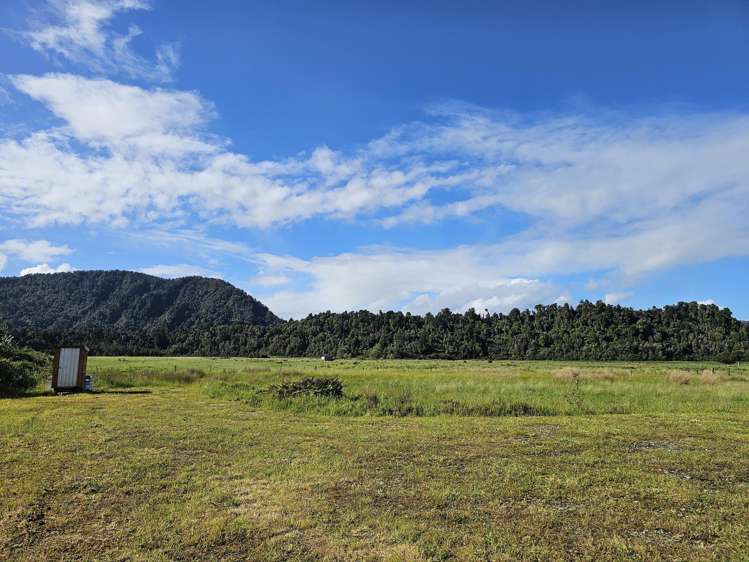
[0,330,49,395]
[0,270,279,333]
[12,301,749,362]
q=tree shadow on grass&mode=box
[0,389,153,399]
[98,389,153,395]
[0,389,56,399]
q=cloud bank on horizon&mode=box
[1,0,747,318]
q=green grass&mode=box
[1,357,747,560]
[90,357,749,416]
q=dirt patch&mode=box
[627,440,680,453]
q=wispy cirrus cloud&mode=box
[21,0,179,82]
[253,194,749,317]
[3,71,749,315]
[249,274,291,288]
[4,72,749,240]
[140,264,218,279]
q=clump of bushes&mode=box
[269,377,343,399]
[0,331,49,395]
[717,351,742,365]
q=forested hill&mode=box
[11,294,749,361]
[0,270,279,332]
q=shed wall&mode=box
[57,348,80,387]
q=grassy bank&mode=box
[1,358,747,560]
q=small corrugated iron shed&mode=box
[52,346,89,391]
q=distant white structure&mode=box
[52,346,89,391]
[321,355,335,361]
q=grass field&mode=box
[1,358,748,560]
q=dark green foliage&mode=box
[0,270,279,334]
[438,399,555,417]
[717,351,742,364]
[139,301,746,361]
[0,329,49,395]
[3,271,748,362]
[269,377,343,399]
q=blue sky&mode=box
[1,0,748,319]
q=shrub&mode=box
[269,377,343,399]
[0,358,39,394]
[0,332,49,395]
[717,351,741,365]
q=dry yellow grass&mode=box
[553,367,616,382]
[668,370,723,385]
[669,371,693,385]
[699,370,722,385]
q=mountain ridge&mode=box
[0,270,279,332]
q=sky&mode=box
[1,0,748,319]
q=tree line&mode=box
[11,301,749,362]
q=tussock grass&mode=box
[700,370,722,385]
[668,369,725,386]
[553,367,617,381]
[86,357,749,417]
[94,368,207,388]
[669,370,694,385]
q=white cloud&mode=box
[2,74,453,228]
[20,262,75,275]
[3,73,749,315]
[11,73,213,154]
[141,264,217,278]
[4,74,749,244]
[377,107,749,231]
[603,292,633,305]
[254,198,749,317]
[129,229,255,260]
[0,239,71,262]
[250,274,291,288]
[23,0,179,81]
[698,299,716,306]
[254,248,565,318]
[0,86,11,106]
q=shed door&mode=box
[58,348,80,387]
